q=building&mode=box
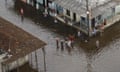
[14,0,120,36]
[50,0,120,36]
[0,17,46,72]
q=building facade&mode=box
[14,0,120,36]
[51,0,120,36]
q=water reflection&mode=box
[86,53,93,72]
[34,20,120,72]
[83,39,120,72]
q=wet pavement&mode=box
[0,0,120,72]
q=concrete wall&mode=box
[2,55,28,72]
[115,5,120,14]
[0,53,7,72]
[76,13,81,22]
[9,56,28,70]
[92,8,112,26]
[102,8,112,19]
[63,9,72,20]
[63,8,80,22]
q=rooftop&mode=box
[0,17,46,65]
[54,0,119,18]
[75,0,111,8]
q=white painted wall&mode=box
[1,55,28,72]
[115,5,120,14]
[102,8,112,19]
[64,9,72,19]
[63,8,81,22]
[76,13,81,22]
[8,55,28,71]
[70,11,81,22]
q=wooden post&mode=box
[30,52,33,66]
[5,64,9,72]
[42,47,46,72]
[7,65,9,72]
[1,63,4,72]
[30,52,33,72]
[8,37,11,53]
[1,63,5,72]
[4,65,6,72]
[35,50,38,71]
[16,60,19,72]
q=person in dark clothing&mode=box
[55,37,59,51]
[60,39,64,51]
[20,8,24,22]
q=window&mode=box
[73,13,76,21]
[56,5,63,14]
[66,9,70,16]
[81,17,85,22]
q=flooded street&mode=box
[0,0,120,72]
[29,17,120,72]
[93,39,120,72]
[35,20,120,72]
[89,22,120,72]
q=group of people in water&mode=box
[55,34,75,54]
[55,32,100,55]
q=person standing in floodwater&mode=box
[20,8,24,22]
[77,31,81,38]
[69,34,75,48]
[55,37,59,51]
[60,39,64,51]
[96,40,100,48]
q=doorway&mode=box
[73,13,76,21]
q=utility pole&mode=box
[44,0,48,17]
[42,48,46,72]
[86,0,90,36]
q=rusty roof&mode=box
[0,17,46,64]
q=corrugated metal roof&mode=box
[54,0,86,15]
[91,1,117,18]
[53,0,118,18]
[0,17,46,65]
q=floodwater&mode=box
[30,21,120,72]
[0,0,120,72]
